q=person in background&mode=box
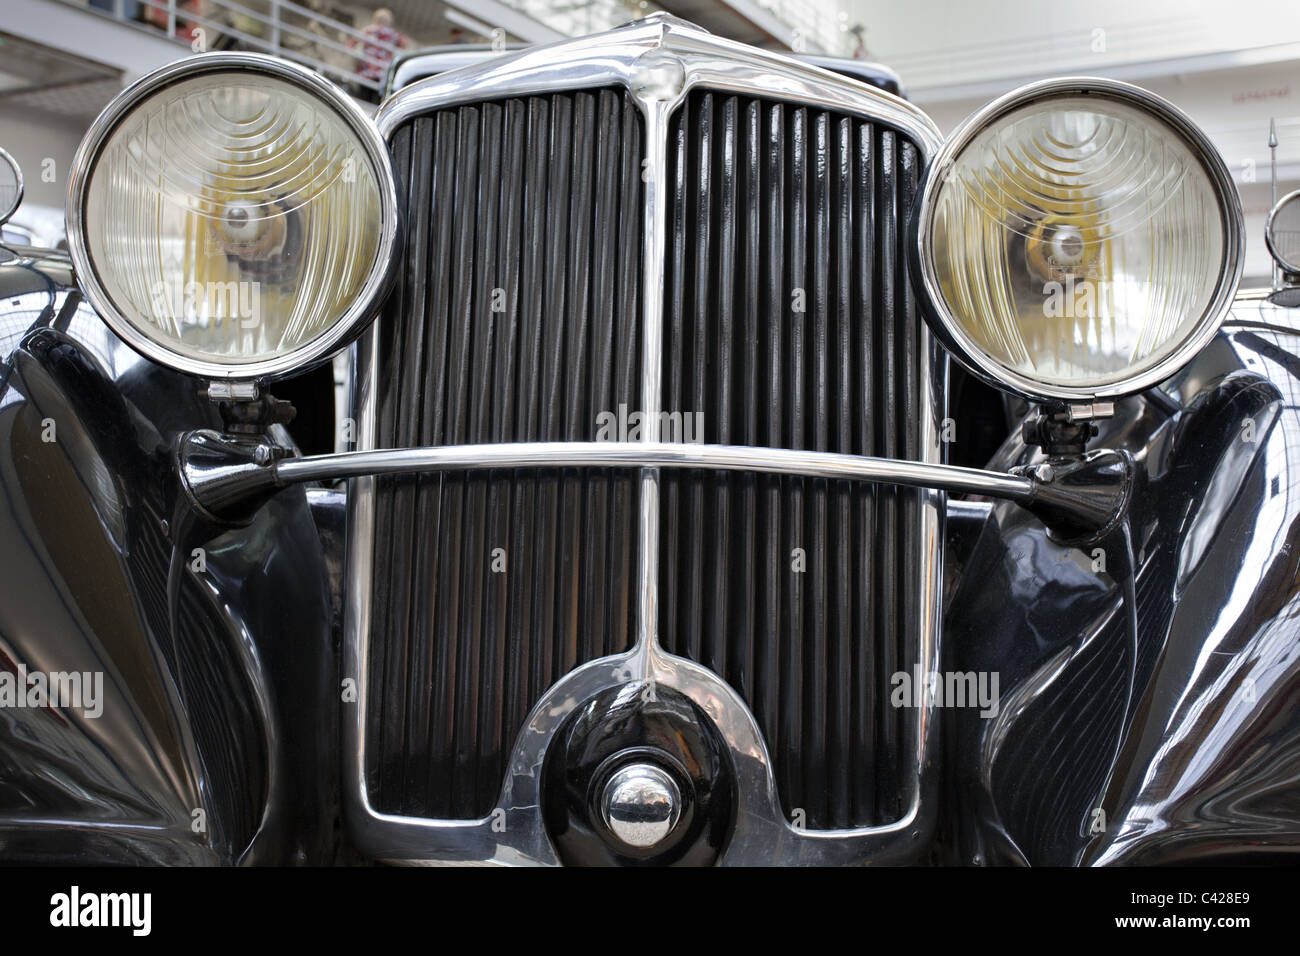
[351,8,409,90]
[849,24,869,61]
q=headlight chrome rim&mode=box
[1265,188,1300,275]
[66,52,399,382]
[0,146,25,227]
[914,76,1245,402]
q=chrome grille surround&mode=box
[346,14,946,865]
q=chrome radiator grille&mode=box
[367,89,644,819]
[362,79,932,830]
[659,91,923,828]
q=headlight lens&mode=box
[918,80,1243,400]
[69,55,396,379]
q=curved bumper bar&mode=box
[178,431,1131,540]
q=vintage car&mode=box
[1,13,1298,866]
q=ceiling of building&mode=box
[0,31,122,122]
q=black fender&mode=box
[0,249,337,864]
[945,312,1300,865]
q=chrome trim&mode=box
[276,440,1025,498]
[375,17,941,154]
[1265,189,1300,275]
[347,14,947,865]
[182,427,1128,539]
[913,75,1246,403]
[601,763,682,848]
[632,68,677,673]
[66,53,400,382]
[0,146,24,227]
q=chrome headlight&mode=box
[67,54,398,380]
[915,78,1243,401]
[0,146,23,226]
[1266,190,1300,274]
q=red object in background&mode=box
[352,23,409,82]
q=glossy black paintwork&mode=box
[0,249,337,865]
[946,306,1300,865]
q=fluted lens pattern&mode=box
[932,96,1225,389]
[84,72,381,364]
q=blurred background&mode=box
[1,0,1298,282]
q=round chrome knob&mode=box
[600,763,681,849]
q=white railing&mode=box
[504,0,659,39]
[753,0,855,57]
[879,17,1218,93]
[73,0,406,95]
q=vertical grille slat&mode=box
[758,101,785,775]
[660,91,924,830]
[394,116,437,810]
[781,102,808,825]
[369,90,643,820]
[851,120,878,825]
[874,128,901,820]
[828,113,854,827]
[807,108,831,828]
[731,100,761,705]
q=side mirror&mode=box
[0,147,22,227]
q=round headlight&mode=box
[0,146,23,226]
[1266,190,1300,274]
[67,54,397,380]
[915,78,1243,401]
